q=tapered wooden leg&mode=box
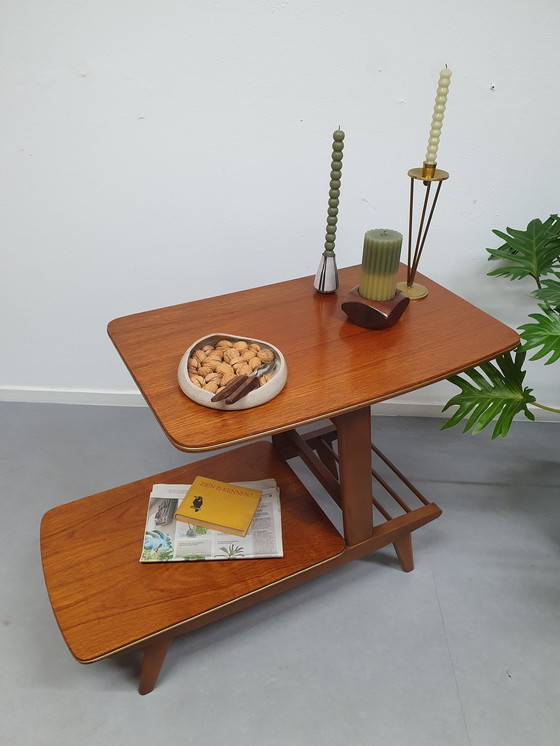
[333,407,374,546]
[393,533,414,572]
[138,636,171,695]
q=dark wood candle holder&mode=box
[341,286,410,330]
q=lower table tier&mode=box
[41,436,441,693]
[40,441,346,664]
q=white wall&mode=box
[1,0,559,416]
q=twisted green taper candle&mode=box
[325,129,344,254]
[314,128,345,293]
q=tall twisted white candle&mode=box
[425,68,452,166]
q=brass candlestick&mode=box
[396,161,449,299]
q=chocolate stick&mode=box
[210,375,248,403]
[224,376,260,405]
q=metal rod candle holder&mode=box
[396,162,449,300]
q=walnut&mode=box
[235,363,252,376]
[220,371,237,386]
[202,381,219,393]
[257,348,274,362]
[197,365,213,377]
[223,348,241,364]
[216,362,235,376]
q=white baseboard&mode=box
[1,386,558,422]
[0,386,146,407]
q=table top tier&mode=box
[108,265,518,452]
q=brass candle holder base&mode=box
[341,286,410,330]
[396,280,428,300]
[409,164,449,182]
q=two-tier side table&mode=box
[40,265,519,693]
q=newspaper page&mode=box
[141,479,283,562]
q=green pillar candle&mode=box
[358,229,403,301]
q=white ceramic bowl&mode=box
[178,333,287,410]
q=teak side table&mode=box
[40,265,519,694]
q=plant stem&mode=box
[533,401,560,414]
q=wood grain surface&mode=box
[40,442,345,663]
[107,265,519,451]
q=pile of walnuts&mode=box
[187,339,275,395]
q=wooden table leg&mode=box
[393,533,414,572]
[138,636,171,695]
[333,407,374,546]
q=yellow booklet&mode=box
[174,476,262,537]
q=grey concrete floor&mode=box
[1,401,559,745]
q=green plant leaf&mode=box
[518,306,560,364]
[486,215,560,282]
[532,276,560,307]
[441,350,536,438]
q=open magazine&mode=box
[141,479,283,562]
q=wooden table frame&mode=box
[40,266,519,694]
[273,415,441,569]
